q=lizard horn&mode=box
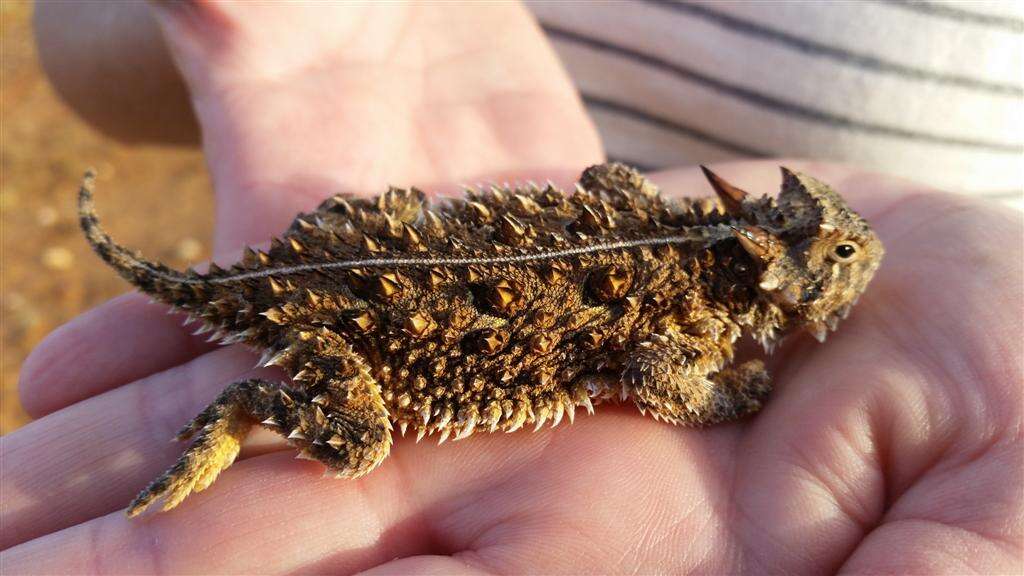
[700,165,749,216]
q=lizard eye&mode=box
[831,242,860,263]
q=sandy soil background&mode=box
[2,2,213,433]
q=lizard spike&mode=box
[382,213,402,238]
[399,421,408,436]
[401,223,424,249]
[264,350,290,368]
[261,417,279,427]
[260,308,285,324]
[435,409,452,430]
[268,277,286,295]
[326,435,343,449]
[278,390,294,405]
[422,209,444,232]
[362,234,383,253]
[566,404,576,424]
[454,419,476,441]
[415,428,427,443]
[506,418,525,433]
[311,393,328,404]
[295,449,316,461]
[256,350,275,367]
[305,289,322,307]
[206,330,225,343]
[699,165,748,215]
[287,429,307,441]
[533,413,549,432]
[581,396,595,415]
[437,428,451,444]
[551,403,565,428]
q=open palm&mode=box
[3,4,1020,574]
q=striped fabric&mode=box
[527,0,1022,204]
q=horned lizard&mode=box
[77,163,884,517]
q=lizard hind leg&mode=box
[126,378,265,517]
[127,362,393,517]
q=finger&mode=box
[0,452,432,574]
[33,1,198,143]
[2,322,548,554]
[17,292,215,418]
[356,556,491,576]
[5,332,555,551]
[1,412,732,574]
[1,345,262,548]
[148,2,603,250]
[0,448,452,573]
[0,451,441,574]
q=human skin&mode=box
[4,3,1021,574]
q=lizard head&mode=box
[701,166,885,342]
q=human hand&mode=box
[5,4,1021,574]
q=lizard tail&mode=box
[78,170,207,308]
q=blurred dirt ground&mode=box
[1,2,212,433]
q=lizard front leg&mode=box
[622,333,771,425]
[127,331,391,517]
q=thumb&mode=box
[150,2,603,251]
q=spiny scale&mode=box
[78,162,884,517]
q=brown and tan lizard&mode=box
[78,163,884,517]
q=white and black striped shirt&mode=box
[529,0,1022,206]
